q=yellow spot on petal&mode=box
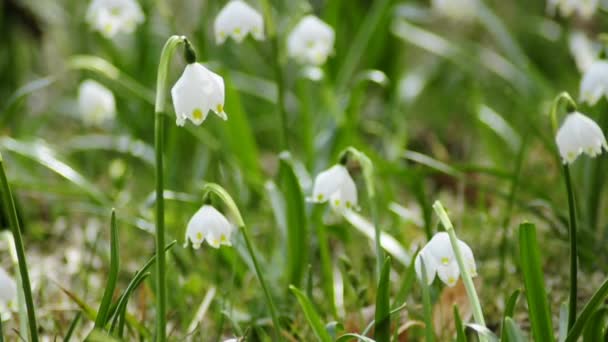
[448,277,456,285]
[192,108,204,121]
[334,199,341,206]
[216,104,223,113]
[441,257,449,265]
[213,239,220,245]
[346,201,352,209]
[234,28,242,35]
[317,194,324,201]
[221,235,227,242]
[196,232,203,241]
[220,31,226,38]
[104,24,113,34]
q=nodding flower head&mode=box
[580,60,608,106]
[86,0,144,38]
[547,0,598,20]
[78,80,116,127]
[214,0,264,44]
[0,267,17,316]
[184,205,234,250]
[310,164,358,212]
[556,111,608,164]
[415,232,477,287]
[171,63,227,126]
[287,15,335,66]
[569,32,598,73]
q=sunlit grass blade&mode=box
[335,333,375,342]
[63,312,82,342]
[94,210,119,330]
[63,134,155,166]
[114,273,150,337]
[278,154,308,288]
[289,285,332,342]
[504,317,526,342]
[466,324,499,341]
[582,308,608,341]
[565,277,608,342]
[518,223,554,342]
[454,306,466,342]
[374,256,391,342]
[0,154,39,342]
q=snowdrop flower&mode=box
[86,0,145,38]
[184,205,234,249]
[78,80,116,126]
[556,111,607,164]
[415,232,476,287]
[569,32,598,73]
[310,164,358,211]
[547,0,598,19]
[580,61,608,105]
[214,0,264,44]
[171,63,227,126]
[287,15,335,66]
[431,0,478,22]
[0,267,17,316]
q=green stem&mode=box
[154,35,187,341]
[240,227,282,341]
[370,194,383,281]
[419,261,435,342]
[563,164,578,331]
[313,207,337,317]
[0,155,38,342]
[433,201,487,339]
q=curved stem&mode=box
[0,155,38,342]
[240,227,282,341]
[564,164,578,331]
[154,35,187,341]
[549,92,577,134]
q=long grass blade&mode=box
[374,256,391,342]
[63,312,82,342]
[289,285,331,342]
[94,210,120,330]
[565,277,608,342]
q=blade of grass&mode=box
[582,308,608,342]
[63,312,82,342]
[565,277,608,342]
[335,333,376,342]
[289,285,332,342]
[454,306,466,342]
[374,256,391,342]
[312,206,337,317]
[94,210,120,330]
[420,259,434,342]
[501,289,521,341]
[518,222,554,342]
[504,317,526,342]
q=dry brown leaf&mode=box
[432,279,473,339]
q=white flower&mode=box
[214,0,264,44]
[556,111,607,164]
[78,80,116,126]
[0,267,17,316]
[310,164,358,211]
[287,15,335,66]
[547,0,598,19]
[431,0,478,21]
[580,61,608,105]
[86,0,145,38]
[184,205,234,249]
[414,232,476,287]
[569,32,598,73]
[171,63,227,126]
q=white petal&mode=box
[437,261,460,287]
[457,239,477,276]
[0,267,16,311]
[86,0,145,38]
[78,79,116,126]
[287,15,335,66]
[414,249,437,285]
[185,205,233,249]
[311,164,347,203]
[569,32,598,73]
[556,111,607,163]
[329,169,358,211]
[214,0,265,44]
[425,232,455,265]
[580,61,608,105]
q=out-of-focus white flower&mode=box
[569,32,598,73]
[310,164,358,211]
[184,205,234,249]
[214,0,264,44]
[556,111,607,164]
[86,0,145,38]
[0,267,17,316]
[414,232,476,287]
[431,0,478,21]
[171,63,227,126]
[78,80,116,126]
[547,0,598,20]
[580,61,608,105]
[287,15,335,66]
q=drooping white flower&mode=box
[431,0,478,22]
[184,205,234,249]
[287,15,335,66]
[86,0,145,38]
[547,0,598,20]
[556,111,607,164]
[78,80,116,126]
[580,61,608,105]
[214,0,264,44]
[171,63,227,126]
[0,267,17,316]
[310,164,358,211]
[414,232,477,287]
[569,32,599,73]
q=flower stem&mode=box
[154,35,187,341]
[0,154,39,342]
[370,194,383,280]
[563,164,578,330]
[433,201,487,340]
[419,260,435,342]
[240,227,282,341]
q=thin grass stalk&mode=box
[0,155,38,342]
[563,164,578,330]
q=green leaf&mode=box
[94,210,120,330]
[566,277,608,342]
[63,312,82,342]
[289,285,332,342]
[374,256,391,342]
[278,154,308,288]
[335,333,376,342]
[465,324,499,342]
[582,308,608,342]
[504,317,527,342]
[454,306,466,342]
[501,289,521,341]
[518,223,554,342]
